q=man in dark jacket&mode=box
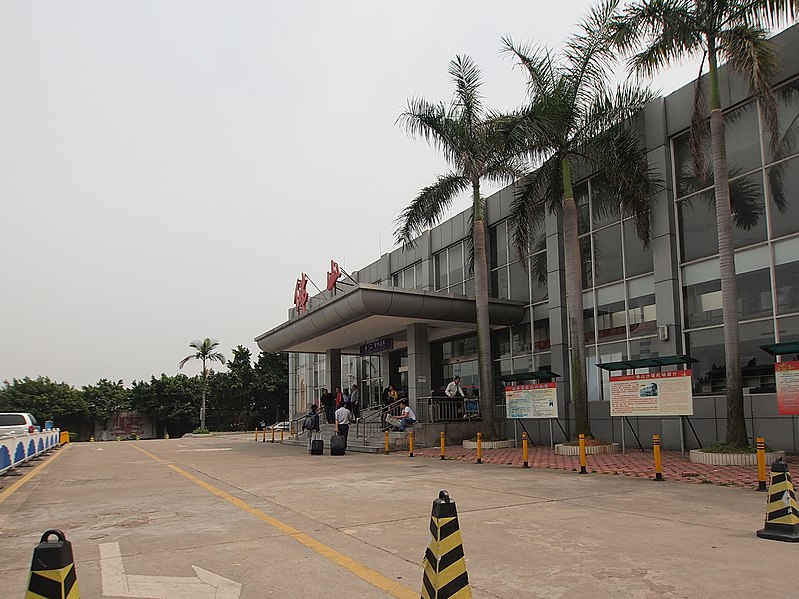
[303,404,321,450]
[320,388,335,424]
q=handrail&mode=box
[356,399,405,444]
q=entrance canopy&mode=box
[760,341,799,356]
[255,284,526,354]
[596,355,698,372]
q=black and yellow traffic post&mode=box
[409,430,415,458]
[384,429,390,455]
[254,427,259,442]
[522,432,529,469]
[757,457,799,542]
[421,490,472,599]
[476,432,482,465]
[440,431,446,460]
[262,428,266,442]
[653,434,664,481]
[578,433,587,474]
[26,529,80,599]
[270,427,275,443]
[756,438,767,492]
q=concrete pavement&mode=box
[0,435,796,598]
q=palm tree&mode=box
[179,338,225,431]
[395,55,524,438]
[615,0,797,447]
[502,0,660,437]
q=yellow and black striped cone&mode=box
[26,529,80,598]
[756,457,799,542]
[421,490,472,599]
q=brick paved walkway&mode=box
[411,445,798,489]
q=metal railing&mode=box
[355,399,404,445]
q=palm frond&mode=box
[689,55,710,182]
[724,0,799,28]
[397,98,463,165]
[509,156,561,263]
[449,55,484,128]
[394,173,470,246]
[500,37,557,99]
[720,24,780,148]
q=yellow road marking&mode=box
[0,445,72,505]
[127,442,417,599]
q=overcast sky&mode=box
[0,1,700,387]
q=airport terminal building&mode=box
[256,25,799,452]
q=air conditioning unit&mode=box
[658,325,669,341]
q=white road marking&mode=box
[175,448,233,452]
[99,542,241,599]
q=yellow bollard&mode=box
[522,432,529,468]
[440,431,446,460]
[653,434,664,481]
[757,437,767,492]
[254,427,259,442]
[476,432,482,464]
[271,427,275,443]
[578,433,587,474]
[409,430,414,458]
[384,429,390,455]
[280,429,284,443]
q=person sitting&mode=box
[397,400,416,432]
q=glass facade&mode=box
[434,241,473,295]
[392,262,425,290]
[677,78,799,393]
[574,176,657,401]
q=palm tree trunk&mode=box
[472,179,496,437]
[562,158,591,438]
[201,358,207,431]
[708,47,747,447]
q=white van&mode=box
[0,413,40,437]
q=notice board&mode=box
[505,383,558,419]
[776,361,799,415]
[609,370,693,417]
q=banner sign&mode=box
[505,383,558,419]
[360,337,393,355]
[776,361,799,416]
[609,370,693,417]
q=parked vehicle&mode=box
[269,421,290,431]
[0,413,41,437]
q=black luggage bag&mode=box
[330,434,346,456]
[309,432,324,455]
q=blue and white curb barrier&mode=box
[0,429,62,476]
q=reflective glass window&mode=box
[775,237,799,315]
[678,192,718,261]
[580,236,593,288]
[490,221,509,268]
[512,323,532,354]
[448,243,464,286]
[530,252,548,304]
[575,182,591,235]
[682,259,722,328]
[628,275,657,338]
[768,156,799,239]
[533,305,551,352]
[491,265,509,300]
[593,223,623,285]
[434,252,447,290]
[583,291,595,344]
[623,219,653,277]
[596,283,627,342]
[509,260,530,303]
[770,79,799,162]
[725,102,761,175]
[735,246,772,320]
[730,174,767,249]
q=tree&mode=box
[178,338,225,430]
[395,55,524,438]
[130,374,203,437]
[502,0,660,437]
[615,0,798,447]
[0,376,86,424]
[81,379,130,429]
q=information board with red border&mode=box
[776,361,799,416]
[505,383,558,419]
[609,370,693,417]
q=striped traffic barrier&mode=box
[756,457,799,542]
[409,430,414,458]
[25,529,80,599]
[440,431,446,460]
[653,434,664,481]
[756,438,767,492]
[476,432,482,465]
[522,432,529,469]
[578,433,587,474]
[421,490,472,599]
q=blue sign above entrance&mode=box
[360,338,393,355]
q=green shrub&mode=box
[192,427,211,435]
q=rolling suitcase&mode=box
[330,434,346,456]
[310,432,323,455]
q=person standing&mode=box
[350,384,360,421]
[342,387,351,410]
[303,404,320,451]
[445,376,464,398]
[320,388,335,424]
[335,386,343,409]
[334,401,353,449]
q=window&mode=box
[775,237,799,314]
[434,241,471,294]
